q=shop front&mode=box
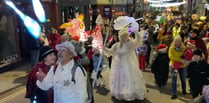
[0,6,20,68]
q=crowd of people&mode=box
[24,12,209,103]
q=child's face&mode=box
[186,44,193,49]
[44,52,57,65]
[192,55,201,61]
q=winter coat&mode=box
[151,52,170,73]
[187,60,209,94]
[151,52,170,86]
[25,62,53,103]
[48,33,62,50]
[194,38,208,62]
[168,44,186,69]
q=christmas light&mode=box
[150,2,186,7]
[147,0,173,3]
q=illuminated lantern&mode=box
[91,25,103,52]
[144,0,147,4]
[191,14,199,20]
[200,16,207,21]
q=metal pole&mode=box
[89,4,92,30]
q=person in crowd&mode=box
[168,36,187,99]
[92,48,105,86]
[183,40,196,62]
[146,25,155,67]
[179,26,190,42]
[189,29,208,62]
[72,40,90,68]
[157,27,166,42]
[172,40,196,73]
[136,40,148,71]
[25,46,57,103]
[106,33,119,68]
[161,31,173,48]
[187,49,209,98]
[85,36,94,54]
[86,36,94,76]
[39,26,49,46]
[172,23,181,38]
[48,28,62,50]
[139,24,150,67]
[36,41,88,103]
[103,28,146,101]
[27,30,46,67]
[61,33,72,43]
[151,44,169,88]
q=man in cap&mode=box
[36,41,88,103]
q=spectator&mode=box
[189,29,208,63]
[36,41,88,103]
[151,44,169,88]
[25,46,57,103]
[168,36,187,99]
[48,28,62,50]
[187,49,209,98]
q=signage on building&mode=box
[103,6,111,17]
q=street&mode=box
[0,66,193,103]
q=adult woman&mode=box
[168,36,187,99]
[25,46,57,103]
[103,28,146,101]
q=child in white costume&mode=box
[103,28,147,101]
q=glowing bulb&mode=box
[150,2,186,7]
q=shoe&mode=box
[96,82,100,86]
[100,79,105,86]
[182,90,187,95]
[171,95,177,99]
[158,85,162,88]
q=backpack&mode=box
[54,61,94,102]
[72,62,94,101]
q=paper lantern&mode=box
[200,16,207,21]
[191,14,199,20]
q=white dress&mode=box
[104,31,147,101]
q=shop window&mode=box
[0,11,19,67]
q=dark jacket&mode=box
[151,52,170,73]
[151,52,170,86]
[194,38,208,62]
[187,60,209,94]
[25,62,53,103]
